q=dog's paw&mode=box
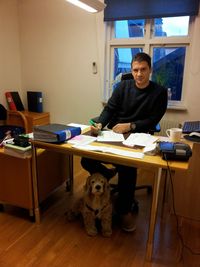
[102,229,112,237]
[86,227,98,236]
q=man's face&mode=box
[131,61,151,89]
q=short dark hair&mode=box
[131,52,151,68]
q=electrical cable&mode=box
[163,153,200,260]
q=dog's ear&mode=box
[104,177,111,195]
[84,175,91,194]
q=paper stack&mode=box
[4,143,32,158]
[123,133,158,147]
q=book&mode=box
[5,92,17,110]
[5,91,24,111]
[27,91,43,113]
[4,143,32,158]
[33,123,81,143]
[5,143,32,153]
[3,148,32,158]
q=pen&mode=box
[89,119,96,127]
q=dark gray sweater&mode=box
[98,80,168,133]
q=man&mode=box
[81,52,168,232]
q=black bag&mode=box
[0,125,25,146]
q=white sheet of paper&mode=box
[97,130,125,142]
[67,135,96,145]
[73,144,144,159]
[67,123,89,132]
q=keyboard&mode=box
[182,121,200,133]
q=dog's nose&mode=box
[95,185,101,190]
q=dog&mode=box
[67,173,112,237]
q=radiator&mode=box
[155,119,181,136]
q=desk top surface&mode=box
[31,136,191,171]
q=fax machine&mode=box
[159,141,192,161]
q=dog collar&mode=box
[86,203,108,216]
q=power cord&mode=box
[163,153,200,261]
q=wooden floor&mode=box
[0,157,200,267]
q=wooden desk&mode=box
[31,138,189,261]
[0,148,69,216]
[172,142,200,220]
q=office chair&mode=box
[90,72,161,212]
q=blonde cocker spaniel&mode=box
[67,173,112,237]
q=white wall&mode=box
[1,0,200,125]
[18,0,104,124]
[0,0,22,109]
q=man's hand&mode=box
[90,123,102,136]
[112,123,131,134]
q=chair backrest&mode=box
[121,72,133,80]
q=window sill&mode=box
[167,102,187,111]
[103,101,187,111]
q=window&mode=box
[105,16,192,108]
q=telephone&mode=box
[13,135,30,147]
[158,141,192,161]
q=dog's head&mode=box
[84,173,110,196]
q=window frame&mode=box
[104,17,195,110]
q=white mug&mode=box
[166,128,182,142]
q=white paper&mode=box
[123,133,158,147]
[97,130,125,142]
[67,135,96,145]
[67,123,89,132]
[73,144,144,159]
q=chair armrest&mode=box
[6,110,28,133]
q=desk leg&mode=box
[31,144,41,224]
[146,167,162,261]
[66,154,74,193]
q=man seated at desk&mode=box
[81,52,168,232]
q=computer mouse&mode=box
[189,132,200,138]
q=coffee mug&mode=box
[166,128,182,142]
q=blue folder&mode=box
[27,91,43,113]
[33,123,81,143]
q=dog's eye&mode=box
[100,180,104,184]
[91,180,95,184]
